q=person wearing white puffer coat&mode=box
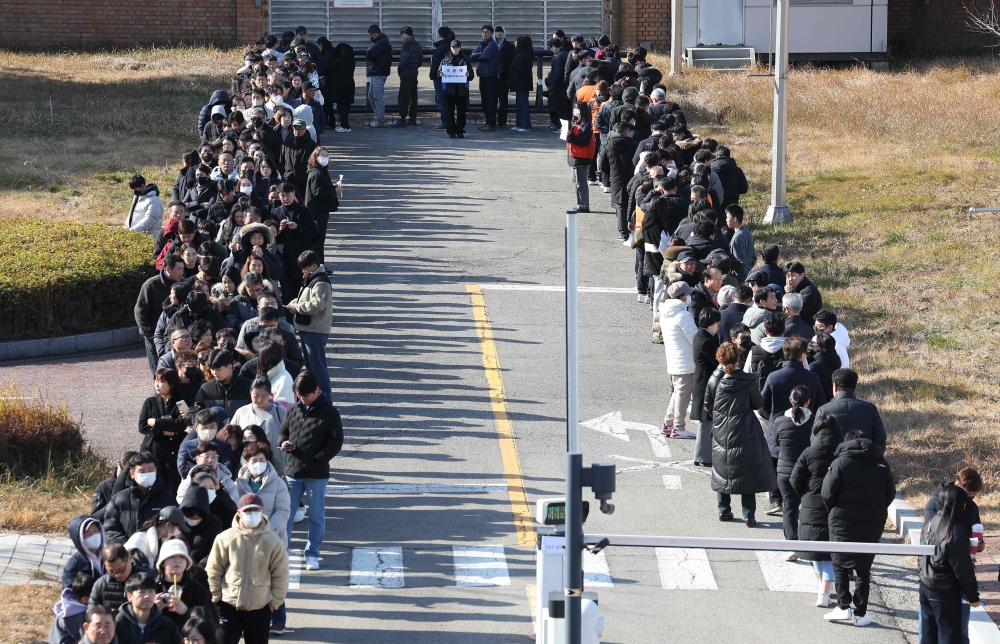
[661,281,698,439]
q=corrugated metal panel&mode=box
[441,0,494,44]
[493,0,546,44]
[270,0,328,39]
[380,0,435,45]
[328,5,380,49]
[546,0,605,40]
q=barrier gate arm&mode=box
[583,533,935,556]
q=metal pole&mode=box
[670,0,683,76]
[763,0,792,224]
[564,211,582,643]
[583,534,935,556]
[968,207,1000,213]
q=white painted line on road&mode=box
[328,483,508,494]
[583,549,613,587]
[350,547,405,588]
[287,549,305,590]
[645,430,672,458]
[452,545,511,587]
[662,475,682,490]
[755,551,817,593]
[655,548,718,590]
[479,284,634,294]
[969,605,1000,644]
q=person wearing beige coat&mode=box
[206,495,288,644]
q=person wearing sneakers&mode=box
[207,494,288,644]
[365,25,392,128]
[790,415,843,610]
[821,428,896,627]
[661,281,697,439]
[704,342,773,527]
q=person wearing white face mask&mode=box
[304,147,341,266]
[123,506,191,570]
[63,516,107,588]
[207,493,288,644]
[236,442,292,635]
[175,443,241,508]
[102,453,176,544]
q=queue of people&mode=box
[552,34,985,637]
[68,35,351,644]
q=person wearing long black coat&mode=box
[705,342,774,526]
[691,309,721,466]
[304,151,340,265]
[544,41,570,125]
[599,123,638,240]
[770,385,814,542]
[327,43,356,132]
[790,415,842,607]
[821,431,896,625]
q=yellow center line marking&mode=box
[466,284,536,546]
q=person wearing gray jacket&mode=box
[394,26,424,127]
[286,251,333,399]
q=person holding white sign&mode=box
[439,41,474,139]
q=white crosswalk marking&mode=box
[755,551,818,593]
[655,548,718,590]
[583,549,613,587]
[452,545,511,587]
[350,547,405,588]
[662,475,683,490]
[287,549,305,590]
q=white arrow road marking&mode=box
[610,455,711,476]
[656,548,718,590]
[582,411,671,458]
[583,549,613,587]
[287,549,305,590]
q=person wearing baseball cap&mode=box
[121,503,189,571]
[279,116,317,201]
[154,538,216,629]
[293,26,323,72]
[206,493,288,644]
[660,280,698,439]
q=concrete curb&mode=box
[887,495,1000,644]
[0,326,140,362]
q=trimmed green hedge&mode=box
[0,217,155,340]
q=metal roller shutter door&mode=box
[380,0,435,44]
[493,0,546,44]
[546,0,605,40]
[270,0,328,40]
[328,6,381,50]
[441,0,494,44]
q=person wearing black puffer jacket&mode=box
[919,483,981,644]
[709,146,748,210]
[806,331,842,403]
[366,25,392,127]
[790,415,843,608]
[705,342,773,527]
[327,43,356,132]
[103,454,176,544]
[600,121,638,240]
[770,385,814,543]
[395,26,423,127]
[821,430,896,626]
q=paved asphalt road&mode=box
[0,116,920,643]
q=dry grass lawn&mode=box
[0,583,63,644]
[650,53,1000,525]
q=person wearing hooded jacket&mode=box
[221,222,283,281]
[49,572,94,644]
[179,485,223,568]
[198,90,231,140]
[821,429,896,626]
[919,483,981,643]
[770,385,814,543]
[63,516,106,589]
[103,454,176,544]
[704,341,774,526]
[153,539,217,631]
[790,415,843,608]
[126,175,163,235]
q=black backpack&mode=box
[755,347,784,390]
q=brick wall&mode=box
[614,0,672,50]
[0,0,264,48]
[613,0,996,55]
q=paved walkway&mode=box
[0,533,73,585]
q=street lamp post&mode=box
[764,0,793,224]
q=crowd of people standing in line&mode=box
[72,27,351,644]
[554,35,985,640]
